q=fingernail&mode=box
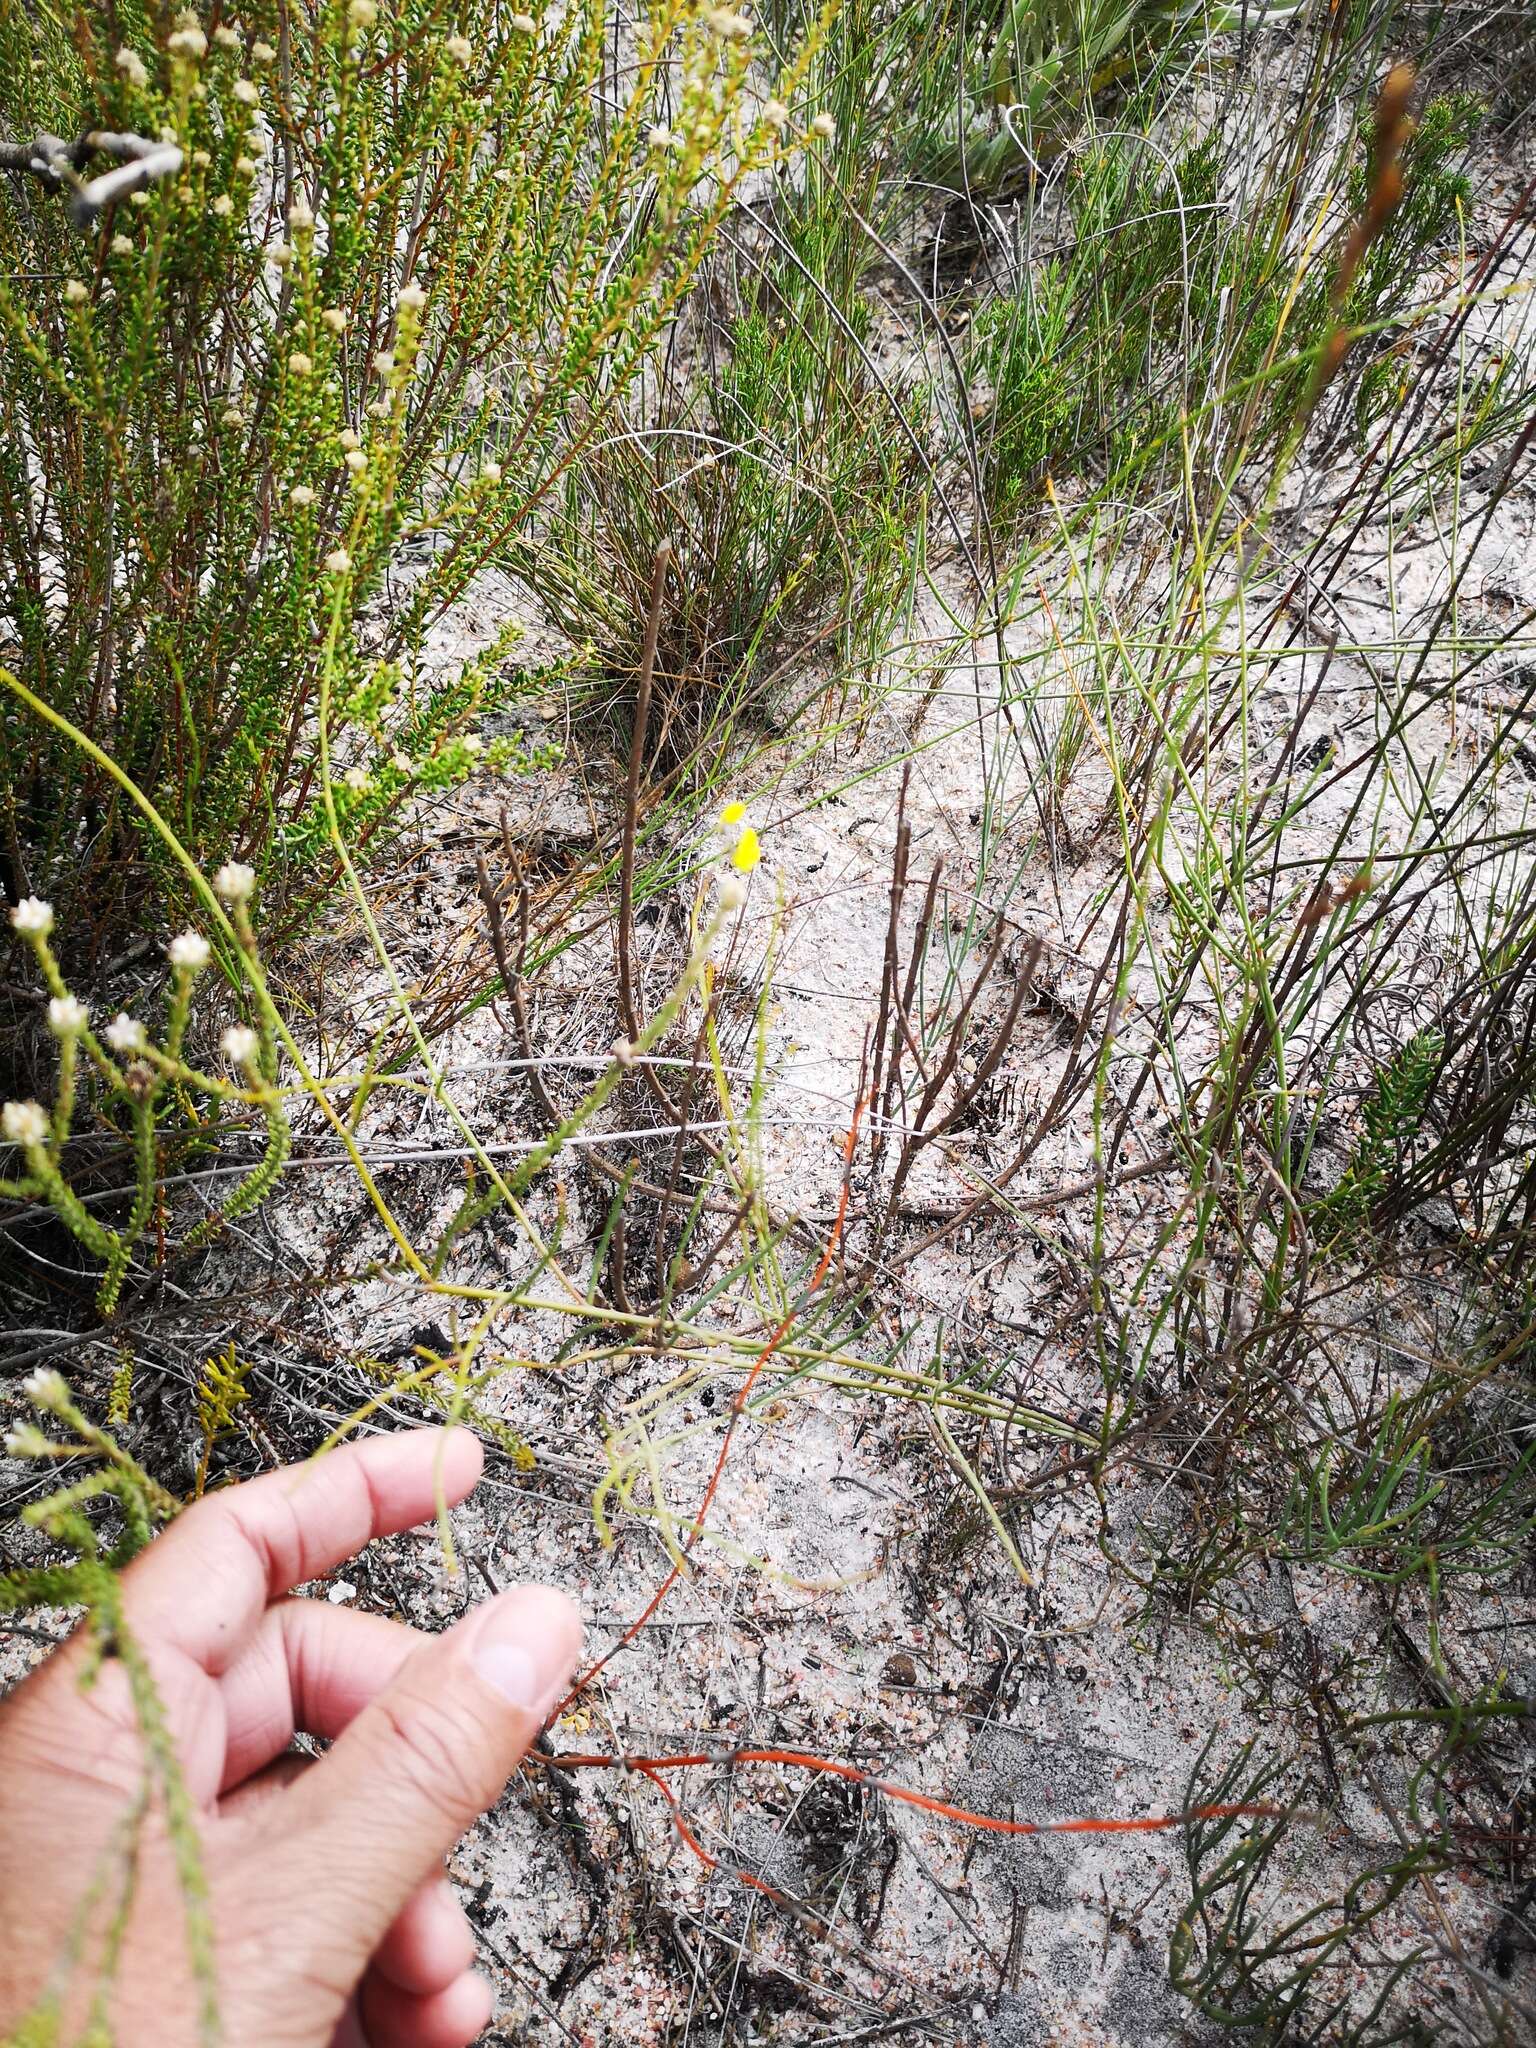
[470,1587,580,1718]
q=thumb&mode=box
[276,1585,581,1965]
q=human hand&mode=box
[0,1426,581,2047]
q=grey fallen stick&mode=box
[0,129,185,227]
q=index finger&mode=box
[117,1426,483,1673]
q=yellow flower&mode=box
[730,825,760,874]
[719,800,746,827]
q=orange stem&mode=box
[552,1092,867,1716]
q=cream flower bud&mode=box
[214,24,240,48]
[343,765,371,793]
[23,1368,69,1410]
[322,307,348,334]
[289,483,316,507]
[324,547,352,574]
[111,232,134,255]
[168,25,208,60]
[718,873,747,912]
[252,39,276,63]
[287,199,314,232]
[215,860,256,903]
[235,155,256,176]
[116,46,150,89]
[211,192,233,217]
[338,427,362,451]
[511,13,536,30]
[233,77,259,105]
[104,1012,146,1053]
[64,279,88,305]
[348,0,378,26]
[372,350,395,377]
[481,459,502,484]
[10,897,54,937]
[344,449,367,474]
[445,34,472,63]
[763,99,789,130]
[47,995,88,1035]
[809,111,836,140]
[288,351,313,376]
[398,280,426,311]
[221,1023,259,1065]
[168,929,211,971]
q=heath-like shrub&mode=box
[0,1,829,944]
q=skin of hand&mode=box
[0,1426,581,2048]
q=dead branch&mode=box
[0,129,183,227]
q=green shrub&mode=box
[0,0,825,942]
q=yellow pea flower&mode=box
[719,800,747,827]
[730,825,761,874]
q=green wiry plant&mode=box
[1,866,288,1313]
[1170,1708,1531,2043]
[0,1370,211,2048]
[1170,1740,1429,2041]
[965,67,1485,523]
[518,0,926,755]
[875,0,1302,195]
[0,0,829,940]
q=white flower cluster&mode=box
[47,996,87,1036]
[23,1368,69,1412]
[221,1024,259,1066]
[215,861,256,903]
[1,1100,48,1148]
[168,16,209,62]
[105,1012,146,1053]
[10,897,53,938]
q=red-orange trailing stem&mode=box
[543,1745,1289,1841]
[553,1093,867,1715]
